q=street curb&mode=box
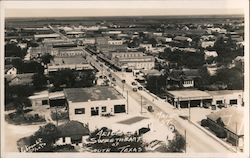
[189,120,236,152]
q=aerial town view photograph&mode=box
[1,0,249,157]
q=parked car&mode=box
[217,104,225,109]
[147,105,154,112]
[108,74,112,77]
[121,79,126,83]
[112,78,116,82]
[211,105,216,110]
[203,103,211,109]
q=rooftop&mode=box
[167,90,212,100]
[52,56,88,65]
[64,86,124,102]
[206,90,243,96]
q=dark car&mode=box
[203,103,211,109]
[147,105,154,112]
[132,87,137,92]
[112,78,116,82]
[131,82,137,86]
[211,105,216,110]
[108,74,112,77]
[138,86,143,90]
[121,79,126,83]
[217,104,225,109]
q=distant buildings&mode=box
[47,56,94,73]
[52,47,85,57]
[139,43,153,52]
[64,87,127,121]
[173,36,192,43]
[111,51,155,70]
[204,50,218,60]
[201,41,215,48]
[167,68,200,88]
[6,73,35,86]
[34,33,60,41]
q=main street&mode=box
[48,25,232,153]
[84,48,232,153]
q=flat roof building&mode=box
[47,56,94,72]
[64,87,127,122]
[166,90,212,108]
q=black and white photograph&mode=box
[0,0,249,157]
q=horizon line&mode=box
[5,14,244,19]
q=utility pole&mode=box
[141,95,143,114]
[188,99,191,121]
[185,129,187,153]
[235,123,238,152]
[56,104,58,126]
[126,90,129,114]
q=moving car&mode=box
[131,81,137,86]
[138,86,143,90]
[132,87,137,92]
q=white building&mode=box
[56,121,89,146]
[201,41,215,48]
[78,38,95,45]
[139,43,153,51]
[107,51,155,70]
[34,34,60,40]
[108,40,123,45]
[64,87,127,121]
[207,90,244,107]
[204,50,218,60]
[47,56,94,73]
[5,65,17,75]
[28,91,65,108]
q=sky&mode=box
[2,0,246,18]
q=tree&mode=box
[128,37,140,48]
[212,67,243,90]
[5,43,27,58]
[40,53,54,65]
[49,69,96,90]
[14,97,32,115]
[166,132,185,152]
[32,73,48,90]
[34,123,59,146]
[50,69,75,89]
[148,38,158,47]
[22,61,44,74]
[146,75,166,94]
[159,48,172,59]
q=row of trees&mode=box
[159,48,205,68]
[49,69,96,91]
[198,67,244,90]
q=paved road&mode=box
[83,48,232,153]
